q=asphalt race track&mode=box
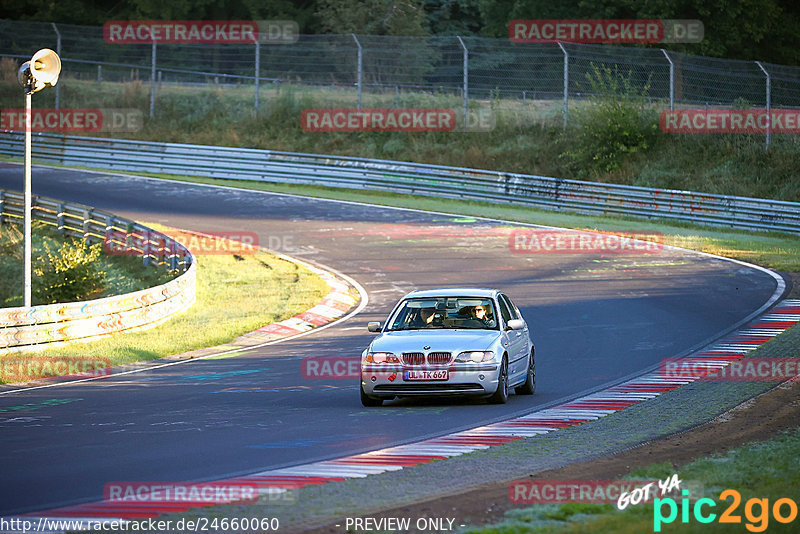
[0,163,781,515]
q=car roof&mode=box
[401,288,500,299]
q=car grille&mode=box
[427,351,452,365]
[402,352,425,365]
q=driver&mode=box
[409,307,436,328]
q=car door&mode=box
[498,294,527,385]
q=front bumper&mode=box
[360,363,500,397]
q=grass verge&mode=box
[463,426,800,533]
[0,223,330,381]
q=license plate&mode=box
[403,369,449,381]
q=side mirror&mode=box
[507,319,525,331]
[367,321,382,333]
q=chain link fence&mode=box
[2,18,800,140]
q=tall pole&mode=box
[24,92,32,307]
[18,48,61,307]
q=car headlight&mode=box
[366,352,399,364]
[455,351,494,363]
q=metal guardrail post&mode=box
[57,203,65,233]
[352,34,362,110]
[661,48,674,111]
[104,215,113,250]
[82,208,91,244]
[254,40,260,110]
[143,229,150,267]
[150,42,157,119]
[51,23,61,110]
[457,36,468,119]
[755,61,771,150]
[557,42,569,130]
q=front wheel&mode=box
[488,356,509,404]
[515,348,536,395]
[360,384,383,407]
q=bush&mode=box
[560,64,659,178]
[32,238,107,304]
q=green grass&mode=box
[0,221,172,307]
[1,72,798,202]
[0,222,331,381]
[462,427,800,533]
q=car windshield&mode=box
[386,297,498,331]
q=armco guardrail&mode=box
[0,189,195,352]
[0,132,798,234]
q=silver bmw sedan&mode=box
[360,288,535,406]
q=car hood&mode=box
[370,329,501,354]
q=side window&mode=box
[500,295,520,320]
[497,297,512,324]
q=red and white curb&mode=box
[10,299,798,529]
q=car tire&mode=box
[515,347,536,395]
[360,384,383,407]
[488,355,509,404]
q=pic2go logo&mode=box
[654,489,798,532]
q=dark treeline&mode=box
[1,0,798,64]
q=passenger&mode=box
[470,304,494,327]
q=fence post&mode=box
[97,65,102,85]
[51,23,61,110]
[457,36,468,119]
[557,42,569,130]
[661,48,674,111]
[150,42,157,119]
[352,34,362,110]
[254,40,260,110]
[0,191,4,226]
[755,61,771,150]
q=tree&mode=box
[316,0,429,36]
[474,0,799,64]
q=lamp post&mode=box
[17,48,61,307]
